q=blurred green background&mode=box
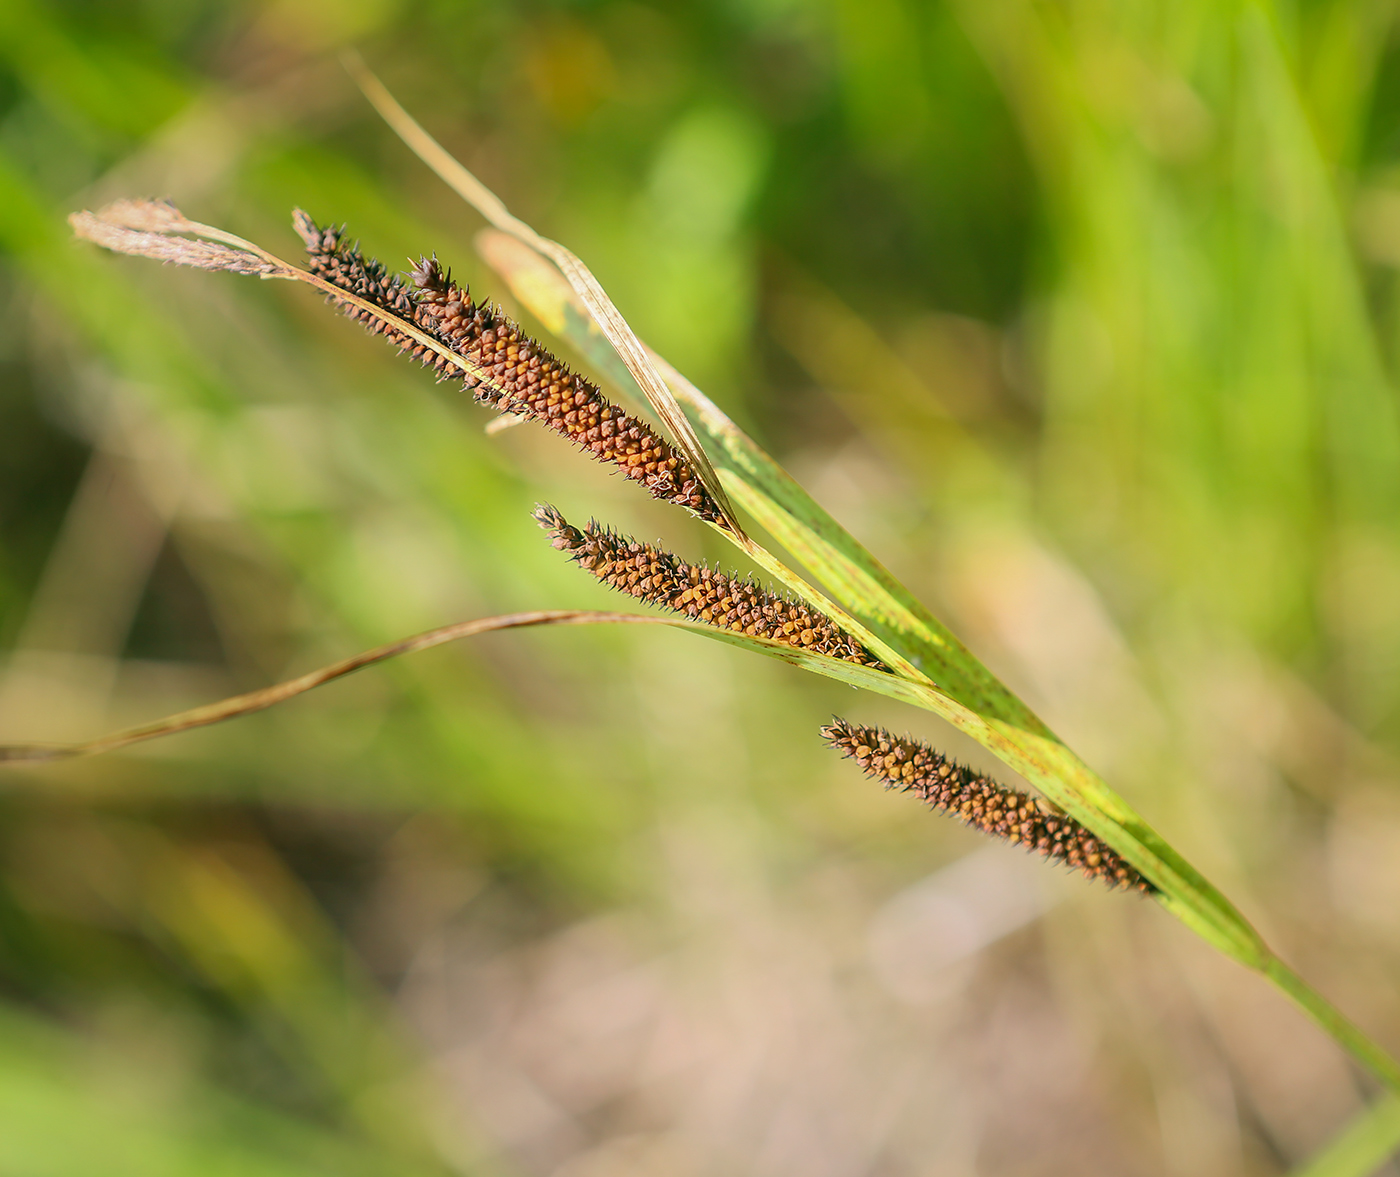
[3,1,1400,1174]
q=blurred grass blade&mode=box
[343,51,745,540]
[1289,1096,1400,1177]
[0,1007,445,1177]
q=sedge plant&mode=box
[4,60,1398,1176]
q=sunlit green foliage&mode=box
[4,2,1400,1174]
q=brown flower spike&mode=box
[295,214,721,524]
[822,720,1153,892]
[295,214,461,379]
[535,505,884,667]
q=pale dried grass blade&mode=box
[342,52,745,540]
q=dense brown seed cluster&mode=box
[535,505,884,667]
[410,258,718,522]
[294,213,466,383]
[293,212,720,523]
[822,720,1153,892]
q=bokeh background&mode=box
[3,2,1400,1174]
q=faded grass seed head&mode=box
[822,719,1154,893]
[70,200,281,276]
[295,214,722,524]
[534,504,884,667]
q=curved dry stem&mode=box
[0,610,661,763]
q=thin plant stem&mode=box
[0,611,659,762]
[1264,957,1400,1095]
